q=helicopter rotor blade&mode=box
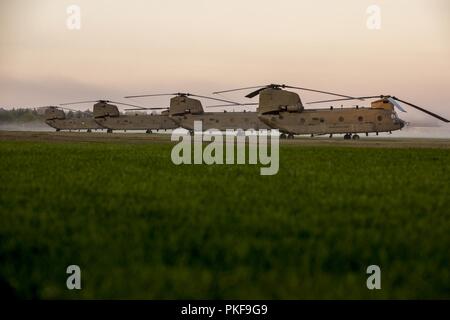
[214,83,360,100]
[205,103,259,108]
[60,100,109,106]
[246,88,268,98]
[60,99,150,109]
[35,105,59,109]
[283,85,361,100]
[106,101,151,109]
[386,97,406,112]
[124,93,181,99]
[58,106,79,112]
[37,105,79,112]
[245,84,285,98]
[392,97,449,123]
[306,96,382,105]
[212,86,266,95]
[125,92,244,106]
[186,94,243,105]
[124,107,169,111]
[214,84,285,97]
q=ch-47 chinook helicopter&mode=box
[42,106,104,132]
[213,84,449,139]
[60,100,178,133]
[123,92,270,132]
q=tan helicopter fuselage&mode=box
[167,95,270,131]
[259,106,404,135]
[256,89,404,135]
[93,102,178,131]
[44,107,103,131]
[96,114,177,131]
[171,111,271,131]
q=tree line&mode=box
[0,108,93,123]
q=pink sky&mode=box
[0,0,449,123]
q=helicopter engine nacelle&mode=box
[44,107,65,120]
[93,102,120,118]
[169,96,204,116]
[258,88,304,114]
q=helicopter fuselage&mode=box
[171,111,271,131]
[94,114,178,131]
[258,107,404,135]
[45,118,103,131]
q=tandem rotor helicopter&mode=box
[212,84,450,139]
[59,99,178,133]
[123,92,270,132]
[40,83,449,139]
[40,105,103,132]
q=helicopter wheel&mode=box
[352,134,360,140]
[280,133,287,139]
[344,134,351,140]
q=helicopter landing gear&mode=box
[352,134,360,140]
[287,133,294,139]
[344,134,351,140]
[280,133,287,139]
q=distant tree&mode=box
[0,108,45,123]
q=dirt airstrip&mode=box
[1,131,450,149]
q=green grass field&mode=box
[0,139,449,299]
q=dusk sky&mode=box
[0,0,449,122]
